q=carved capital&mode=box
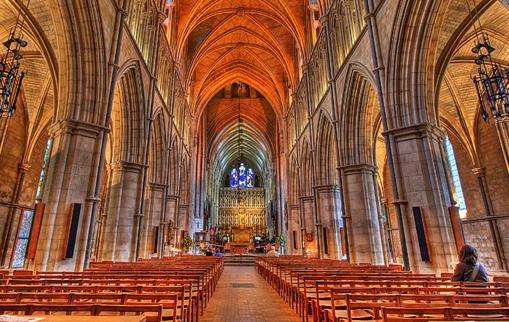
[340,163,377,174]
[472,167,486,177]
[47,119,108,139]
[384,122,444,142]
[18,163,31,172]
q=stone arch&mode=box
[42,0,107,123]
[288,155,300,205]
[315,112,338,186]
[180,157,190,205]
[98,64,147,261]
[299,140,313,197]
[337,64,387,264]
[167,138,180,197]
[148,111,167,185]
[340,64,380,167]
[110,64,147,165]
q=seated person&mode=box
[213,248,224,257]
[266,245,278,257]
[452,244,489,283]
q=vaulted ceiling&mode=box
[173,0,308,187]
[205,87,277,186]
[175,0,306,113]
[437,1,509,163]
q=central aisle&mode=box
[201,266,301,322]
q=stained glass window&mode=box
[444,137,467,218]
[35,138,52,201]
[229,163,255,188]
[12,210,34,268]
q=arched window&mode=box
[444,137,467,218]
[35,138,53,201]
[229,163,255,188]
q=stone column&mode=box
[140,183,166,258]
[299,196,317,254]
[341,164,384,264]
[390,124,457,272]
[162,195,179,254]
[494,116,509,174]
[100,161,144,261]
[287,204,301,254]
[34,121,103,271]
[0,117,10,156]
[471,167,507,270]
[315,185,343,259]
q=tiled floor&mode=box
[201,266,301,322]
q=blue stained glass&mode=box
[36,139,53,200]
[229,163,255,188]
[12,239,28,268]
[18,211,34,238]
[247,168,255,188]
[238,164,247,187]
[12,210,34,269]
[230,168,238,188]
[444,137,467,217]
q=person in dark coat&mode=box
[452,244,489,283]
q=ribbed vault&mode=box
[204,86,277,188]
[174,0,306,115]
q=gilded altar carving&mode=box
[218,188,267,234]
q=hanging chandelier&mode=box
[469,1,509,121]
[0,1,29,118]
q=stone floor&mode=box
[201,266,301,322]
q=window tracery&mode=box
[229,163,255,188]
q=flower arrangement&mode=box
[182,235,193,252]
[277,234,286,246]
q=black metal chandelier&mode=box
[469,5,509,121]
[0,2,29,118]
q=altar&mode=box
[229,226,252,254]
[229,243,249,254]
[217,187,267,235]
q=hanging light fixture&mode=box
[468,0,509,121]
[0,1,29,118]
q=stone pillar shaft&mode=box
[341,165,384,264]
[389,124,457,272]
[494,117,509,175]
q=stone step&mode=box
[224,262,255,266]
[222,255,257,266]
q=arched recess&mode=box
[287,155,301,253]
[140,111,167,258]
[315,113,338,186]
[177,156,190,238]
[98,65,147,262]
[339,65,385,265]
[288,156,300,205]
[110,65,147,165]
[314,112,343,258]
[299,140,313,198]
[297,140,316,252]
[148,112,167,185]
[168,138,180,197]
